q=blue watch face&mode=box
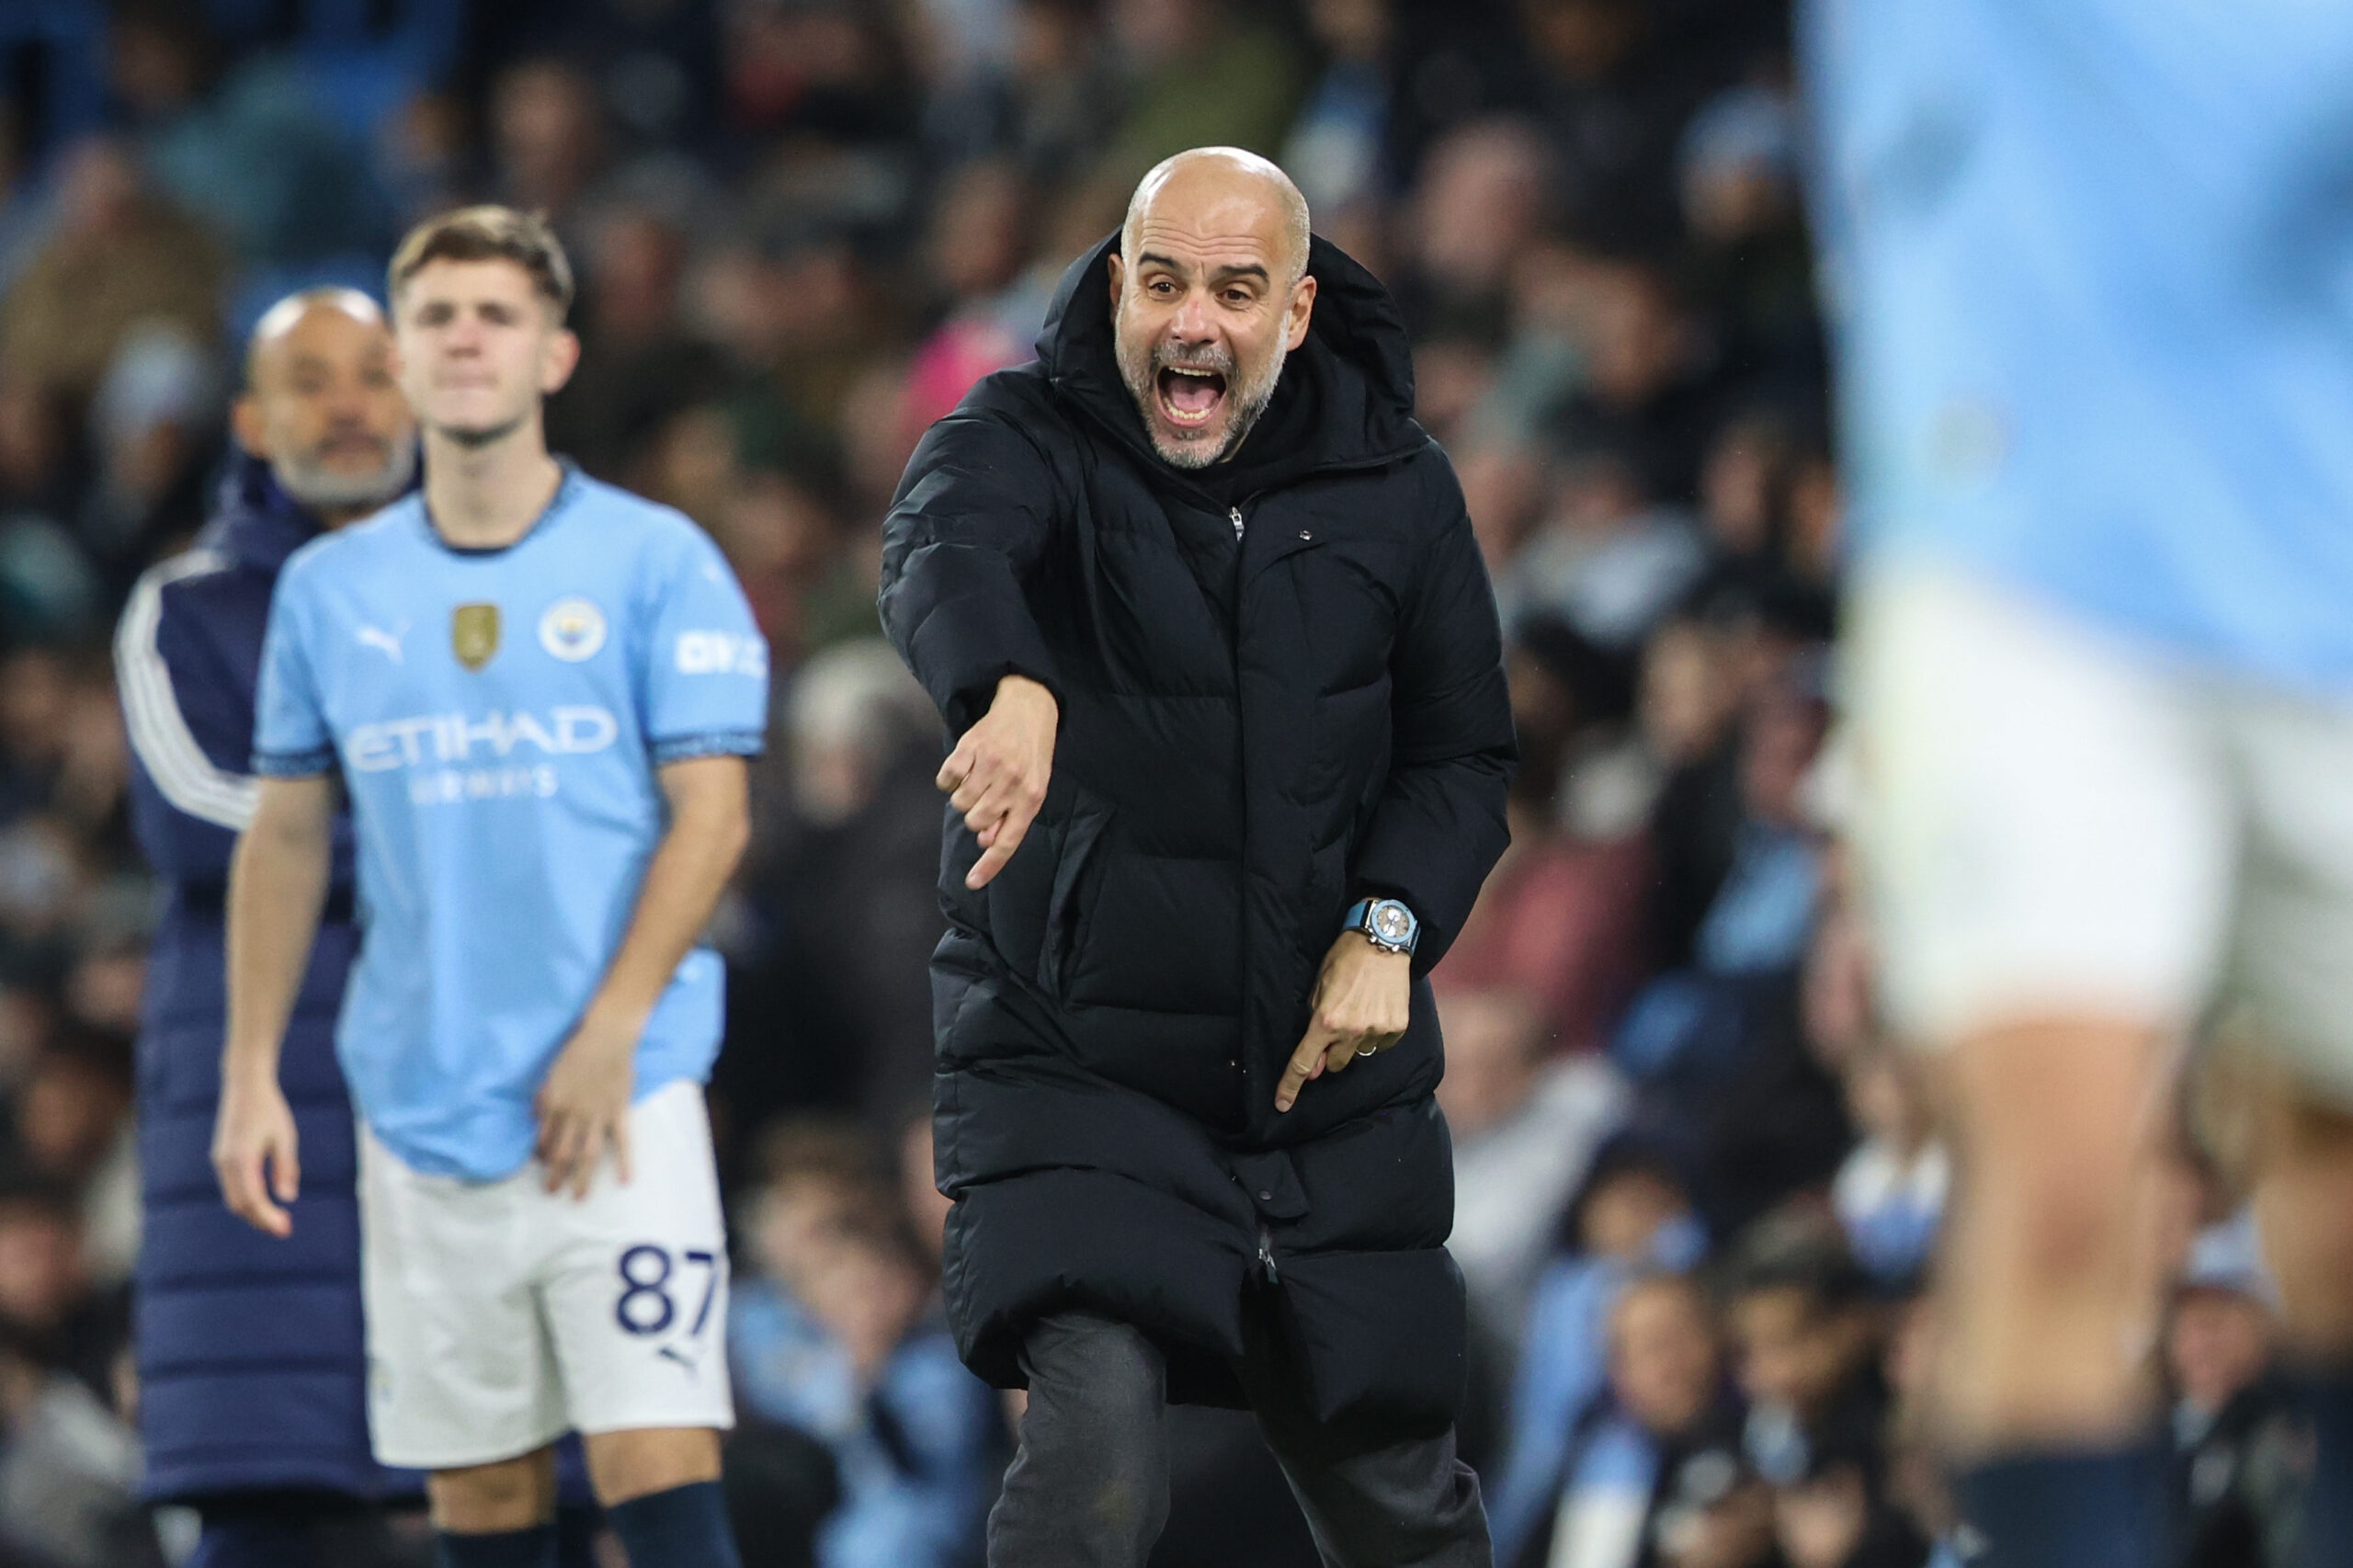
[1370,901,1415,945]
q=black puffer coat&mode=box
[879,233,1516,1435]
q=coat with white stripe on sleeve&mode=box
[115,454,404,1504]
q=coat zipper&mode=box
[1256,1222,1279,1284]
[1230,506,1245,540]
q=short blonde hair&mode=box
[387,205,574,318]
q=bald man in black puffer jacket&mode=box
[881,148,1515,1568]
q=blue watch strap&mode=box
[1343,897,1418,954]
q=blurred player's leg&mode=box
[1934,1023,2173,1568]
[1848,570,2232,1568]
[584,1428,735,1568]
[1939,1023,2172,1443]
[428,1449,557,1565]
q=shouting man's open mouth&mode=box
[1156,363,1228,428]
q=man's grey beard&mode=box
[1118,333,1290,471]
[273,436,418,514]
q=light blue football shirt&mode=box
[1805,0,2353,694]
[254,466,768,1180]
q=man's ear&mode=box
[1106,252,1125,305]
[1284,273,1318,352]
[230,395,269,460]
[540,327,582,396]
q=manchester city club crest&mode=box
[451,603,501,670]
[538,596,608,662]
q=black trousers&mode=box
[985,1306,1492,1568]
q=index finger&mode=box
[1274,1033,1333,1113]
[963,805,1035,890]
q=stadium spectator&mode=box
[1829,1043,1946,1289]
[1280,0,1392,217]
[1722,1214,1887,1498]
[1098,0,1302,184]
[1488,1142,1709,1565]
[731,1181,1003,1568]
[1502,437,1709,653]
[0,136,224,410]
[545,201,730,490]
[79,322,222,593]
[0,1178,118,1407]
[2167,1221,2305,1568]
[1508,1270,1753,1568]
[0,1317,159,1568]
[1396,119,1552,337]
[1439,985,1626,1353]
[106,0,385,267]
[1434,621,1650,1052]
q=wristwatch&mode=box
[1342,897,1419,957]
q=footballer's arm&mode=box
[216,773,337,1237]
[534,753,750,1198]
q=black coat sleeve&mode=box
[1351,452,1517,972]
[879,407,1064,734]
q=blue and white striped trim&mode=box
[115,548,261,831]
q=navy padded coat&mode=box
[119,456,411,1504]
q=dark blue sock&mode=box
[436,1524,557,1568]
[607,1480,742,1568]
[1951,1443,2167,1568]
[2295,1371,2353,1568]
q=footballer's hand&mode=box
[1275,934,1411,1113]
[214,1070,301,1237]
[536,1013,639,1199]
[938,675,1057,891]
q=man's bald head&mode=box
[245,287,384,390]
[1122,148,1312,286]
[233,287,415,524]
[1108,148,1318,469]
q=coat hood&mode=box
[1035,231,1427,473]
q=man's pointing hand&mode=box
[1275,933,1411,1112]
[938,675,1059,889]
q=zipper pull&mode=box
[1256,1224,1279,1283]
[1230,506,1245,540]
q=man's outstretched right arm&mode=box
[880,408,1063,887]
[215,773,335,1237]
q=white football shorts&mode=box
[1845,565,2353,1103]
[358,1079,735,1471]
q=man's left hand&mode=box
[535,1010,640,1198]
[1276,933,1411,1112]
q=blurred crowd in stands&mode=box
[0,0,2303,1564]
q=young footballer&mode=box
[213,207,766,1568]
